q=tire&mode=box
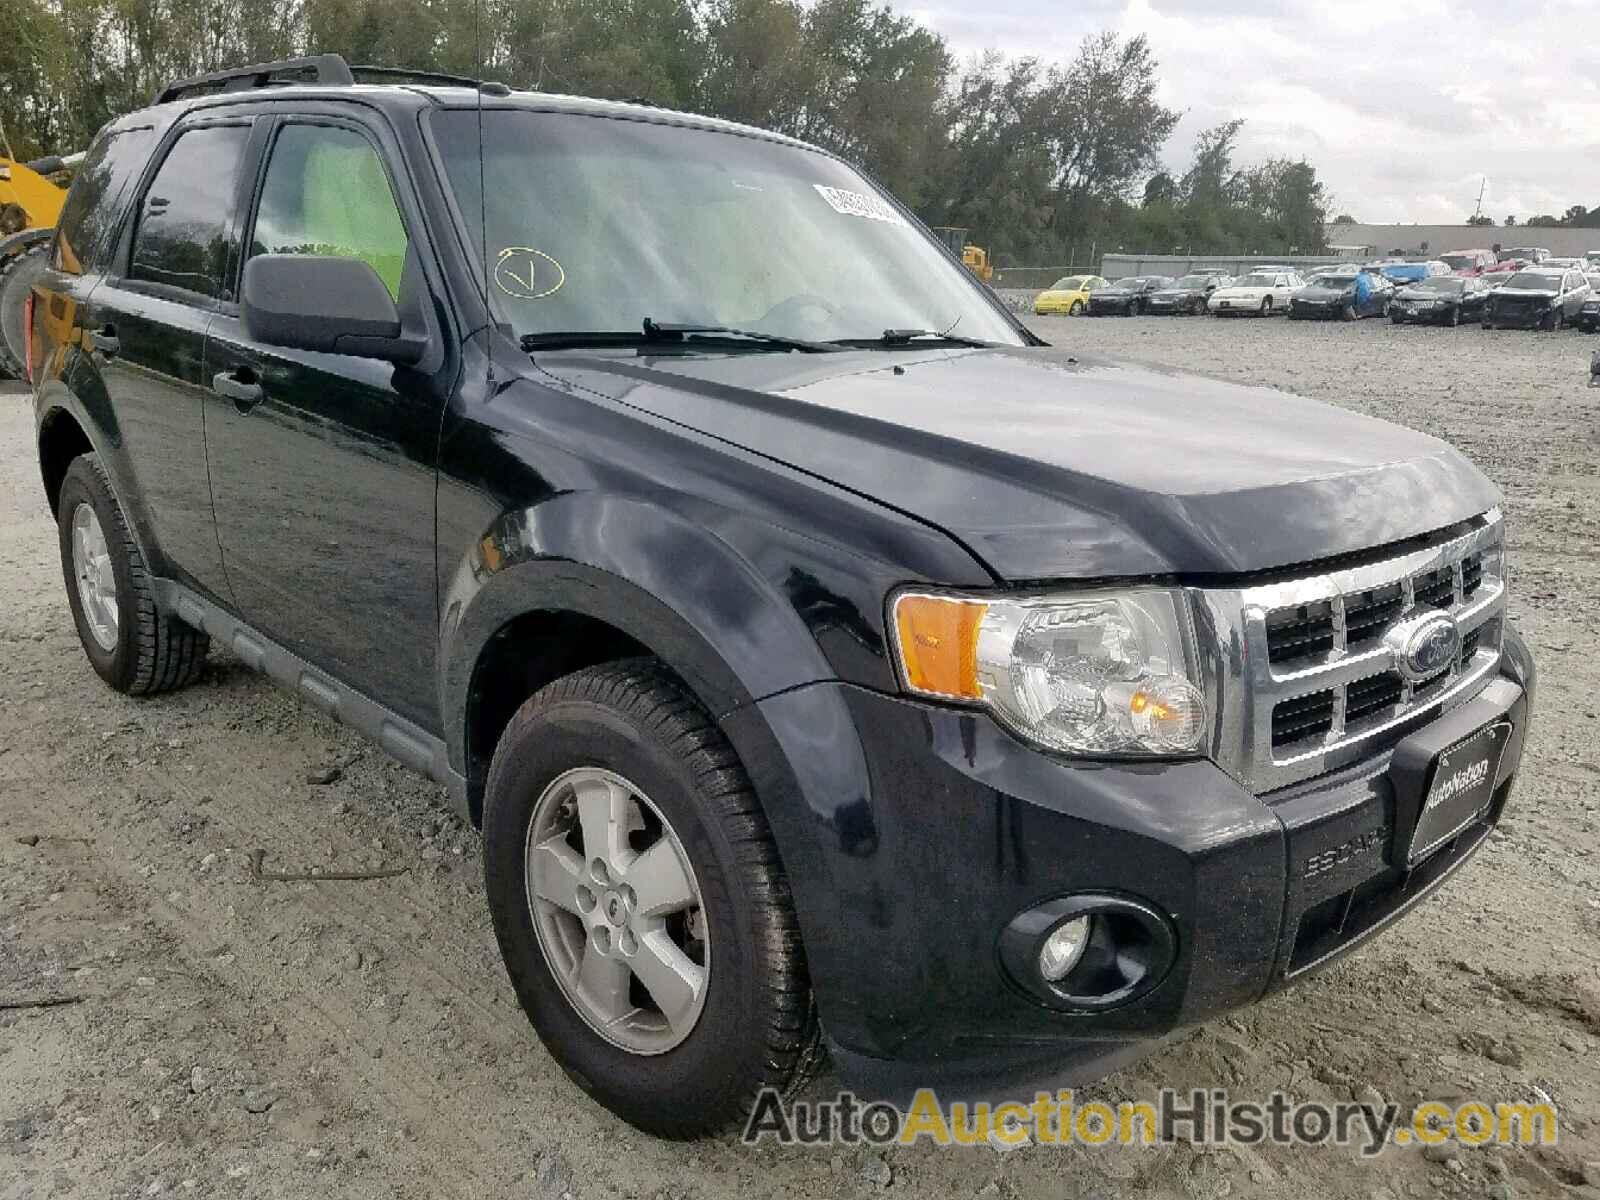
[1259,297,1273,316]
[1391,314,1404,325]
[1069,300,1083,316]
[56,454,209,694]
[481,659,821,1138]
[1446,305,1460,327]
[1341,303,1357,321]
[0,241,49,381]
[1550,309,1564,332]
[1482,320,1494,330]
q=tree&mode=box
[1526,214,1560,228]
[1505,215,1518,226]
[0,0,1338,266]
[1331,213,1357,225]
[1563,204,1588,224]
[1466,214,1494,226]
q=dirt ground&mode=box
[3,313,1599,1200]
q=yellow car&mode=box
[1033,274,1106,316]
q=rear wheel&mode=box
[0,241,49,381]
[56,454,209,694]
[482,660,821,1137]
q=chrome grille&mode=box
[1196,511,1506,793]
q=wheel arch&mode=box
[37,403,94,516]
[440,497,840,825]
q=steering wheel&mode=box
[756,293,841,329]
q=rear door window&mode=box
[52,125,159,276]
[128,125,251,300]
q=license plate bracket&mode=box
[1399,721,1511,866]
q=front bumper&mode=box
[1290,299,1347,319]
[725,628,1534,1103]
[1391,302,1450,324]
[1486,304,1554,328]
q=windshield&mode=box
[1237,274,1278,287]
[1173,275,1212,288]
[1438,254,1476,271]
[1050,276,1087,290]
[1315,274,1358,288]
[428,109,1022,347]
[1412,277,1464,293]
[1504,272,1559,291]
[1105,278,1145,291]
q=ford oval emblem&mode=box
[1388,613,1460,682]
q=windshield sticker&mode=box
[493,247,565,300]
[813,184,908,227]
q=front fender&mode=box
[438,490,839,776]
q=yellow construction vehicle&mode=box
[931,226,994,283]
[1,119,79,380]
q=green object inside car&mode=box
[256,125,408,299]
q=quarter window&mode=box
[250,124,409,299]
[128,125,250,299]
[52,125,158,276]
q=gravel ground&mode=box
[2,313,1599,1200]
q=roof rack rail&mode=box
[153,54,355,106]
[349,64,485,89]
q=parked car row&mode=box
[1034,263,1600,331]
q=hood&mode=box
[1092,290,1139,300]
[1297,283,1356,300]
[1493,286,1558,298]
[1396,286,1454,301]
[535,346,1500,581]
[1153,287,1204,299]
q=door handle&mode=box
[89,326,120,357]
[212,368,264,412]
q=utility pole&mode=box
[1471,177,1487,223]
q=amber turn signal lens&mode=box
[892,594,987,700]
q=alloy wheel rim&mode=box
[524,766,710,1054]
[71,503,118,651]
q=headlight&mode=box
[889,589,1208,756]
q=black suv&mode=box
[27,55,1534,1137]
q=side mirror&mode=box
[241,254,425,364]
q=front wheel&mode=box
[1259,297,1273,316]
[1069,299,1083,316]
[56,454,209,694]
[482,660,820,1137]
[1446,305,1460,327]
[1341,303,1357,321]
[1550,309,1565,332]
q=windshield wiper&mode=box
[641,319,835,353]
[830,328,992,349]
[520,319,837,355]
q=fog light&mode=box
[1038,916,1091,981]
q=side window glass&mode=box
[52,126,159,276]
[250,124,409,299]
[129,126,250,299]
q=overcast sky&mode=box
[908,0,1600,225]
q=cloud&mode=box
[912,0,1600,223]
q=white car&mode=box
[1207,271,1304,316]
